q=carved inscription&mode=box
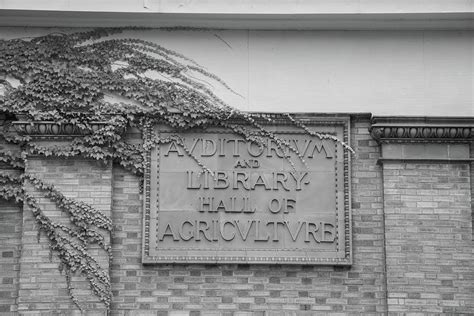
[143,118,351,265]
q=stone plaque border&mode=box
[142,114,352,265]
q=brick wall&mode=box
[109,117,388,315]
[2,116,473,315]
[383,162,474,314]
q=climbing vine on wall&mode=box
[0,28,352,310]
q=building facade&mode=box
[0,1,473,315]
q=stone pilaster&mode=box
[371,116,474,314]
[14,121,113,314]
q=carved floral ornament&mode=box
[369,117,473,143]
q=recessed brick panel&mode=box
[17,158,112,314]
[383,162,474,314]
[0,200,22,314]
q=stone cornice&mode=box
[370,116,473,144]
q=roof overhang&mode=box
[0,0,472,30]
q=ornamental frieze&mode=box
[12,121,111,138]
[370,117,472,143]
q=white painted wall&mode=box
[1,28,472,116]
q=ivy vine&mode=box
[0,28,353,310]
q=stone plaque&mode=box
[142,116,351,265]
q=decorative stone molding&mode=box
[12,121,110,138]
[370,116,473,164]
[370,116,473,144]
